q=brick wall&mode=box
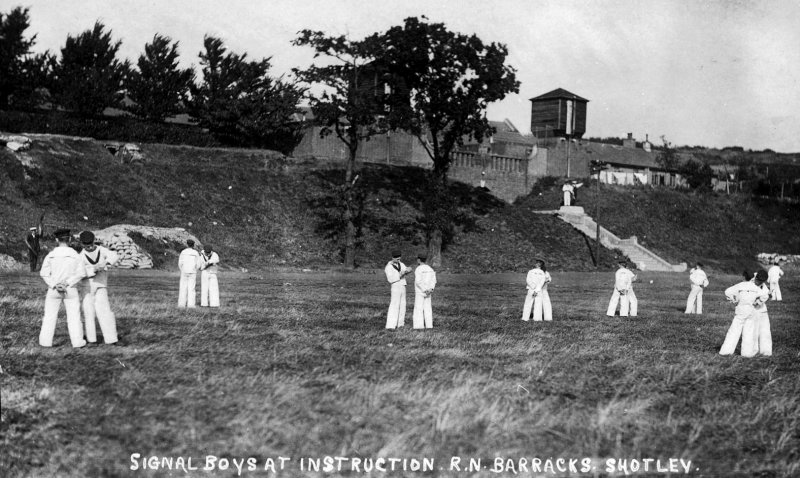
[448,151,536,202]
[293,126,431,166]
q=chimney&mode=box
[623,132,636,148]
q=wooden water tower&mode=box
[529,88,588,140]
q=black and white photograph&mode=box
[1,1,799,476]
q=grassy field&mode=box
[1,269,799,478]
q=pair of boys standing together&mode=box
[384,251,437,329]
[38,229,121,348]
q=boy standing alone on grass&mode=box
[413,253,436,329]
[607,260,637,317]
[685,262,709,314]
[521,259,552,322]
[38,229,87,348]
[767,259,784,301]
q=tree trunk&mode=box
[425,167,449,268]
[343,150,357,269]
[343,202,356,268]
[427,228,443,268]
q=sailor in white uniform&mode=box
[562,182,574,206]
[719,270,770,357]
[607,260,637,317]
[199,244,221,307]
[78,231,121,345]
[767,260,784,301]
[39,228,87,348]
[178,239,201,308]
[752,275,773,356]
[685,262,709,314]
[522,259,552,321]
[412,253,437,329]
[384,250,411,329]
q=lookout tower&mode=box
[529,88,588,140]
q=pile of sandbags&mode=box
[91,225,201,269]
[100,233,154,269]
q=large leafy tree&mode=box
[0,6,48,109]
[126,34,194,122]
[293,30,385,268]
[50,22,130,116]
[189,35,304,153]
[374,17,519,266]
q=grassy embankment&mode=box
[2,135,798,274]
[518,181,800,273]
[1,270,798,477]
[0,135,619,273]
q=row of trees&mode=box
[2,8,520,268]
[1,7,303,150]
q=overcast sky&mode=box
[15,0,800,153]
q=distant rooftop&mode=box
[529,88,589,102]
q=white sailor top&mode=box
[200,251,220,274]
[385,260,409,286]
[80,246,119,287]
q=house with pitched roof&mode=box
[458,119,537,158]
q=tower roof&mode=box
[529,88,589,102]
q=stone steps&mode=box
[547,206,687,272]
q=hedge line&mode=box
[0,109,222,147]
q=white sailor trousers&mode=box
[521,290,535,321]
[386,284,407,328]
[685,285,703,314]
[537,289,553,321]
[563,190,572,206]
[606,289,629,316]
[178,272,197,308]
[751,312,772,356]
[624,289,638,317]
[200,271,220,307]
[413,292,433,329]
[82,282,118,343]
[522,290,553,322]
[40,288,86,347]
[719,311,757,357]
[769,281,781,301]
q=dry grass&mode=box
[1,270,799,477]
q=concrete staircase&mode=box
[544,206,687,272]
